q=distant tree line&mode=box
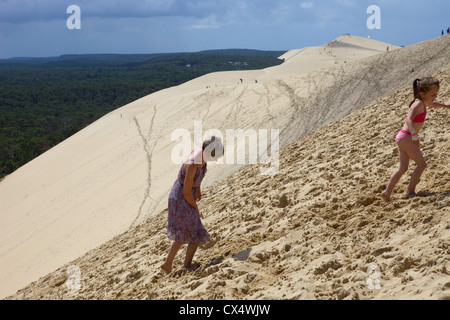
[0,50,285,178]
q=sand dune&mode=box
[7,63,449,300]
[1,35,450,299]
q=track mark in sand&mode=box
[276,51,390,141]
[411,36,450,73]
[131,105,158,228]
[275,79,307,138]
[276,80,301,117]
[224,86,246,127]
[251,84,277,126]
[194,91,214,123]
[192,89,229,124]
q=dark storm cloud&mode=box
[0,0,315,25]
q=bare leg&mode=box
[161,241,183,274]
[403,140,427,197]
[406,165,427,197]
[382,146,410,202]
[184,243,199,268]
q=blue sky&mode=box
[0,0,449,59]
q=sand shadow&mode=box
[415,191,437,198]
[438,191,450,200]
[232,248,252,261]
[403,191,449,201]
[203,256,224,269]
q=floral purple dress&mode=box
[167,160,210,244]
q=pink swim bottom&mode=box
[395,129,411,144]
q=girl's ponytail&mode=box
[409,79,421,108]
[413,79,421,99]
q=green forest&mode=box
[0,50,285,179]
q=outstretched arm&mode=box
[429,101,450,109]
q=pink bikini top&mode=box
[406,103,427,123]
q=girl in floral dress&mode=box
[161,136,223,274]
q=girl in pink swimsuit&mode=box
[381,77,450,202]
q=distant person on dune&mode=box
[161,136,224,274]
[381,77,450,202]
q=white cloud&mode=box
[300,2,313,9]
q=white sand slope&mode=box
[6,63,450,301]
[1,35,450,299]
[275,35,397,75]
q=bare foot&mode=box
[380,191,390,203]
[160,264,171,275]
